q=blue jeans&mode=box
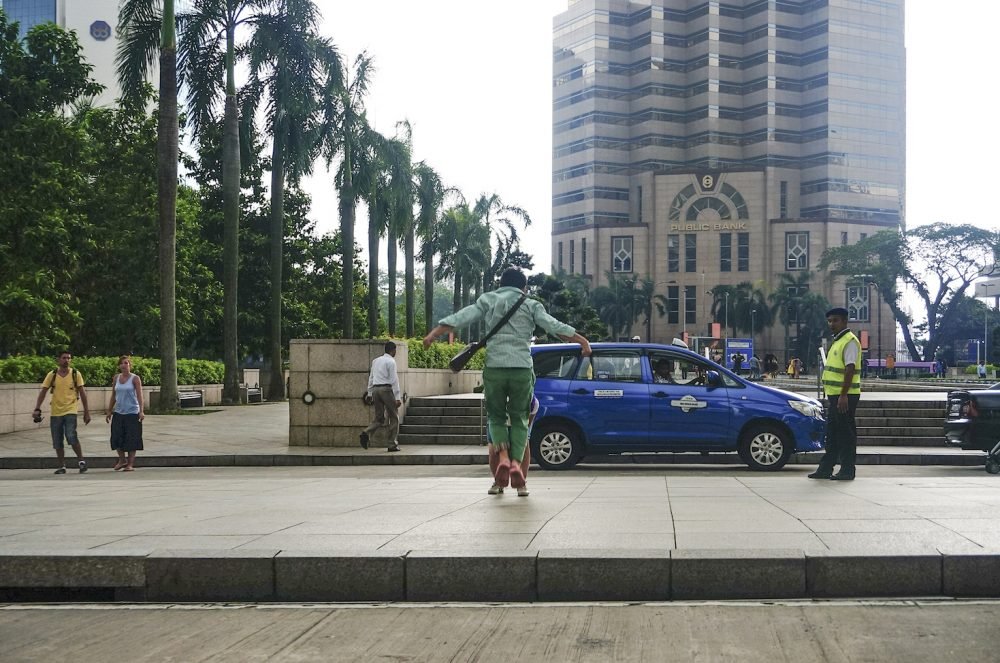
[50,415,80,449]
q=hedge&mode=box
[964,364,997,376]
[406,339,485,370]
[0,356,224,386]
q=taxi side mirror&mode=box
[705,370,722,388]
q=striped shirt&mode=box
[439,287,575,369]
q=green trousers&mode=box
[482,367,534,462]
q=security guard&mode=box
[809,307,861,481]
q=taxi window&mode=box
[576,351,643,382]
[649,352,711,387]
[533,350,579,379]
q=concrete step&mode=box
[858,437,942,447]
[399,425,485,436]
[408,397,482,408]
[397,434,483,445]
[855,417,942,427]
[404,416,484,426]
[404,406,482,417]
[856,427,941,437]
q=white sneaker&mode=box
[488,483,504,495]
[517,485,529,497]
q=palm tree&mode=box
[768,271,813,364]
[176,0,268,402]
[383,124,413,337]
[320,52,374,339]
[474,193,531,292]
[361,127,387,338]
[117,0,179,410]
[242,0,340,400]
[436,203,489,329]
[413,162,445,335]
[730,281,774,335]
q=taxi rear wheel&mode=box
[532,424,582,470]
[739,424,793,471]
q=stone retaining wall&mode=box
[0,383,223,435]
[288,339,483,447]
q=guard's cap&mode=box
[826,307,850,318]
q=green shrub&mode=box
[0,356,225,386]
[406,339,485,370]
[964,364,996,375]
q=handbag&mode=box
[449,293,528,372]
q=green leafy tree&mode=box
[0,16,102,355]
[821,224,998,360]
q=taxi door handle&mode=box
[652,391,668,398]
[572,388,589,395]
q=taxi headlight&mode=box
[789,399,822,418]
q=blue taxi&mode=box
[529,342,825,471]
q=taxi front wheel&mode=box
[532,424,582,470]
[739,424,793,471]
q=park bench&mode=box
[178,390,204,408]
[246,386,263,403]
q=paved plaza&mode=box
[2,465,1000,555]
[3,601,1000,662]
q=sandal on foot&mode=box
[113,460,126,471]
[494,460,511,488]
[123,466,134,472]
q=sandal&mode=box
[113,460,126,471]
[123,466,134,472]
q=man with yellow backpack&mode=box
[32,351,92,474]
[809,308,861,481]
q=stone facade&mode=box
[288,339,483,447]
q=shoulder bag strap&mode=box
[480,293,528,347]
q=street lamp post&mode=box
[751,308,757,347]
[724,292,729,338]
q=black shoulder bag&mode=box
[449,293,528,372]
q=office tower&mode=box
[552,0,904,359]
[2,0,124,106]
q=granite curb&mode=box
[0,451,985,470]
[3,549,999,602]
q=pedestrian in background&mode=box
[886,353,896,379]
[978,360,988,379]
[424,267,591,492]
[361,341,403,452]
[809,307,862,481]
[33,350,91,474]
[749,354,761,381]
[106,355,144,471]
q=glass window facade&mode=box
[612,236,632,273]
[847,286,870,322]
[786,232,809,271]
[685,234,697,272]
[720,233,732,272]
[1,0,56,37]
[737,233,750,272]
[667,234,679,272]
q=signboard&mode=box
[724,338,754,371]
[974,278,1000,298]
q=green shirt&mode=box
[439,287,576,369]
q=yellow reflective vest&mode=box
[822,329,862,396]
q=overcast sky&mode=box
[301,0,1000,276]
